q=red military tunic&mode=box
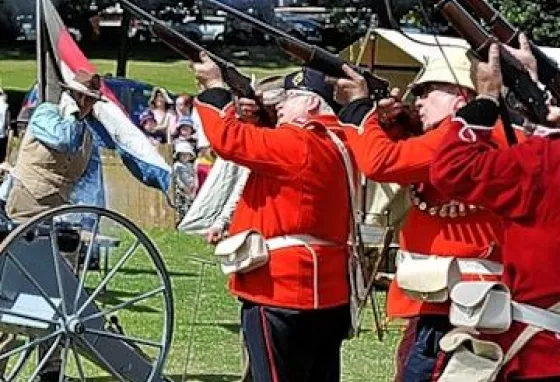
[195,88,351,310]
[431,98,560,380]
[341,102,507,318]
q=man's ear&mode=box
[307,95,321,114]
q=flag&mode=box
[36,0,171,192]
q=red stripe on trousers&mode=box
[260,307,279,382]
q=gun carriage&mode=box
[0,205,174,381]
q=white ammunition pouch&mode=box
[215,230,269,275]
[215,231,335,276]
[450,282,512,334]
[440,301,560,381]
[438,329,504,382]
[396,253,461,303]
[450,281,560,334]
[396,250,503,303]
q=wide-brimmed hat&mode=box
[176,115,194,128]
[139,109,156,126]
[255,75,285,106]
[59,69,104,101]
[409,49,476,95]
[284,67,339,110]
[148,87,173,107]
[174,141,195,159]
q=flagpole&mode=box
[36,0,45,103]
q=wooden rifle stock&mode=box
[460,0,560,101]
[437,0,549,125]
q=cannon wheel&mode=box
[0,205,174,381]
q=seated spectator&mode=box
[148,87,175,142]
[139,109,167,145]
[173,116,197,148]
[174,141,197,224]
[194,146,215,193]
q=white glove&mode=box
[58,91,80,118]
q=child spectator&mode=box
[174,141,197,224]
[194,146,215,193]
[173,116,197,149]
[139,109,167,145]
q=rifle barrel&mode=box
[120,0,225,65]
[203,0,313,51]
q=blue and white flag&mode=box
[37,0,171,193]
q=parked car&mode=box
[171,15,225,44]
[276,14,323,44]
[16,76,162,133]
[224,12,323,46]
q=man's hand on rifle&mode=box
[192,52,225,90]
[236,97,260,123]
[502,33,538,82]
[327,64,369,105]
[547,106,560,127]
[475,43,503,101]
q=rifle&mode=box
[120,0,271,123]
[436,0,549,127]
[201,0,391,101]
[459,0,560,101]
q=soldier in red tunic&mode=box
[192,52,354,382]
[431,39,560,381]
[329,51,513,381]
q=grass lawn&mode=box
[0,57,297,95]
[127,230,403,382]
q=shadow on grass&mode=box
[195,322,240,334]
[115,267,197,278]
[167,373,241,382]
[85,288,161,313]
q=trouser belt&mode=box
[397,249,503,276]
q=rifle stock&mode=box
[460,0,560,101]
[437,0,549,125]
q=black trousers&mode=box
[241,301,350,382]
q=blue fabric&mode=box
[117,146,171,192]
[403,315,452,382]
[70,130,106,208]
[29,103,86,153]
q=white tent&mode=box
[340,28,560,91]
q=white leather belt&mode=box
[512,301,560,334]
[397,249,503,276]
[266,235,337,251]
[265,234,338,309]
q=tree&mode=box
[489,0,560,47]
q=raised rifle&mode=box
[437,0,549,128]
[201,0,391,101]
[459,0,560,101]
[120,0,271,123]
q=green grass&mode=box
[108,230,403,382]
[0,58,297,94]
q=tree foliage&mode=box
[489,0,560,47]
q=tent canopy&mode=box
[340,28,560,92]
